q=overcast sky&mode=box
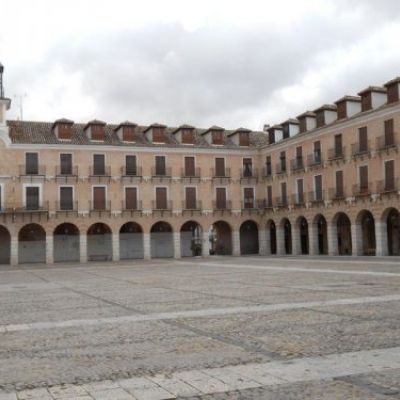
[1,0,400,130]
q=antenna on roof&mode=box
[13,93,27,121]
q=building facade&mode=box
[0,70,399,265]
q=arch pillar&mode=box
[309,223,318,255]
[232,231,240,256]
[352,223,362,256]
[258,228,267,255]
[276,225,285,255]
[265,227,271,255]
[375,221,388,257]
[80,234,87,263]
[202,231,210,257]
[143,233,151,259]
[327,222,337,256]
[292,225,301,255]
[173,231,181,259]
[10,236,18,266]
[112,232,120,262]
[46,235,54,264]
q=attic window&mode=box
[181,129,194,144]
[58,124,72,140]
[212,130,223,145]
[153,127,166,143]
[239,131,250,146]
[123,126,135,142]
[91,125,104,141]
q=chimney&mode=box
[0,63,11,127]
[334,96,361,120]
[296,111,316,133]
[115,121,137,142]
[384,77,400,104]
[84,119,106,141]
[357,86,387,112]
[52,118,74,140]
[314,104,337,128]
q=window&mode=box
[314,175,323,201]
[60,187,73,210]
[268,130,275,144]
[334,134,343,157]
[60,154,72,175]
[212,130,223,145]
[243,188,254,208]
[184,156,195,177]
[313,141,321,163]
[155,156,166,176]
[182,129,194,144]
[155,187,167,209]
[215,158,225,177]
[384,119,395,147]
[280,151,286,173]
[384,160,395,191]
[267,185,273,207]
[282,125,290,139]
[297,179,304,203]
[93,186,106,210]
[26,186,40,210]
[239,131,250,146]
[58,124,72,140]
[359,165,369,193]
[153,127,165,143]
[125,187,138,210]
[295,146,303,168]
[243,158,253,177]
[336,170,344,198]
[266,156,272,176]
[387,83,399,104]
[91,125,104,141]
[216,187,227,209]
[185,187,197,209]
[281,182,287,205]
[0,185,3,211]
[337,101,346,119]
[358,127,368,153]
[123,127,135,142]
[25,153,38,175]
[125,155,137,176]
[93,154,105,176]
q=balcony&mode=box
[351,142,371,158]
[121,165,143,181]
[290,158,305,173]
[291,193,305,207]
[152,200,173,215]
[376,178,399,194]
[182,200,202,215]
[241,199,259,213]
[89,166,111,182]
[353,183,372,198]
[240,168,258,182]
[55,200,78,213]
[307,152,323,168]
[261,166,273,181]
[329,188,346,202]
[274,196,288,208]
[376,135,397,152]
[308,190,325,205]
[55,166,79,182]
[275,162,287,177]
[212,168,231,183]
[151,167,172,181]
[181,167,201,181]
[327,146,345,161]
[13,201,49,221]
[89,200,112,215]
[19,165,46,180]
[258,198,274,210]
[212,200,232,213]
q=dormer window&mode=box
[212,130,223,145]
[181,129,194,144]
[85,120,106,141]
[122,126,135,142]
[53,118,74,140]
[239,131,250,146]
[153,127,165,143]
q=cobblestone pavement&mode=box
[0,256,400,399]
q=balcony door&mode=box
[156,187,167,209]
[93,187,106,210]
[26,186,40,210]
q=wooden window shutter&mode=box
[385,160,395,190]
[182,129,194,144]
[123,127,135,142]
[384,119,394,146]
[153,128,165,143]
[184,157,195,176]
[359,127,368,152]
[315,175,322,199]
[239,132,250,146]
[387,84,399,104]
[359,165,368,192]
[361,93,372,111]
[212,131,223,145]
[91,125,104,141]
[93,187,106,210]
[156,187,167,209]
[281,182,287,203]
[296,146,302,159]
[155,156,166,175]
[60,154,72,175]
[125,155,137,176]
[58,124,72,140]
[268,130,275,144]
[266,156,272,175]
[125,187,137,210]
[267,185,273,206]
[26,186,39,210]
[299,118,307,133]
[297,179,304,203]
[215,158,225,177]
[337,102,347,119]
[185,187,196,209]
[26,153,38,175]
[244,188,254,208]
[216,187,226,209]
[93,154,105,176]
[334,134,342,156]
[336,170,344,197]
[60,187,73,210]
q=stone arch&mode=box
[312,214,328,255]
[87,223,112,262]
[210,220,232,255]
[151,221,174,258]
[333,212,352,255]
[383,208,400,255]
[54,223,80,263]
[240,220,259,255]
[356,210,376,256]
[120,222,144,260]
[295,216,309,255]
[280,218,292,255]
[0,225,11,264]
[180,220,203,257]
[266,219,277,255]
[18,223,46,264]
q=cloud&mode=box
[2,0,400,129]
